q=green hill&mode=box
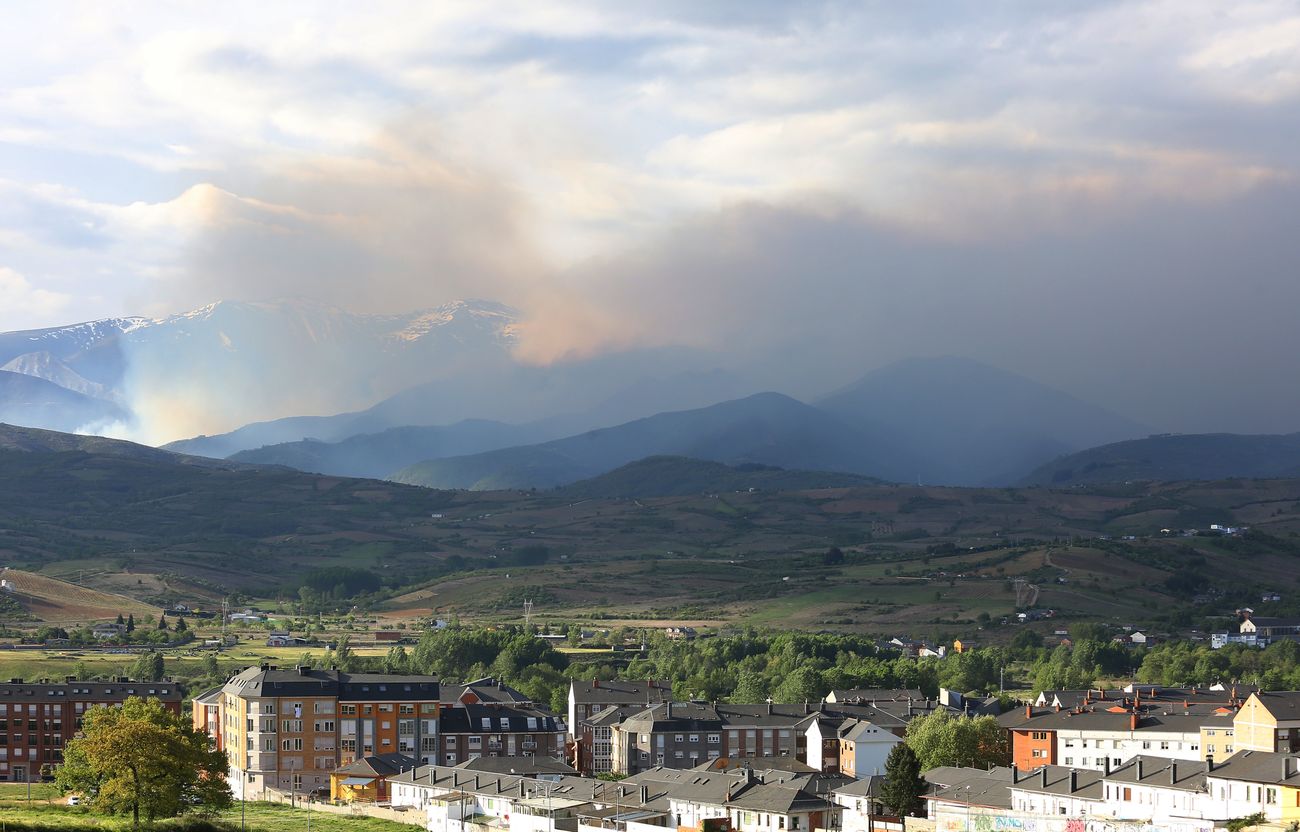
[9,424,1300,635]
[392,392,900,489]
[1022,432,1300,485]
[558,455,879,498]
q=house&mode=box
[836,719,900,778]
[443,677,534,708]
[1263,592,1283,603]
[832,776,886,832]
[664,626,697,641]
[91,622,126,639]
[265,632,294,647]
[228,610,266,624]
[330,748,416,800]
[1129,631,1151,645]
[952,638,978,654]
[1233,691,1300,754]
[330,752,418,802]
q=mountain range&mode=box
[0,299,1174,486]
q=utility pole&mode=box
[523,600,533,629]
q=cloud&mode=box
[1,1,1300,437]
[0,267,71,330]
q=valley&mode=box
[3,425,1299,644]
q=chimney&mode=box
[1099,689,1106,701]
[519,782,526,797]
[1040,767,1049,788]
[1026,705,1033,719]
[1285,757,1300,779]
[1206,755,1215,773]
[640,785,648,804]
[767,701,772,715]
[592,679,598,689]
[1103,757,1111,776]
[1136,759,1144,780]
[1012,768,1021,785]
[1130,713,1139,731]
[1170,763,1177,785]
[1069,770,1078,793]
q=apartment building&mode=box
[926,751,1300,830]
[1234,691,1300,754]
[568,679,672,737]
[219,665,442,798]
[437,702,566,766]
[1000,695,1237,772]
[0,676,183,782]
[604,699,948,776]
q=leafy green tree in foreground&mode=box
[56,696,230,827]
[904,709,1009,771]
[880,743,926,817]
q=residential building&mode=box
[832,776,885,832]
[217,665,442,798]
[330,752,417,802]
[1,676,182,782]
[1234,691,1300,754]
[437,702,566,766]
[836,719,900,778]
[191,686,224,750]
[999,702,1233,772]
[824,688,923,704]
[567,679,672,738]
[612,702,723,774]
[575,705,645,775]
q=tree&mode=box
[823,547,845,566]
[880,744,926,817]
[130,651,165,682]
[174,617,188,633]
[56,696,231,826]
[126,614,135,633]
[116,613,125,626]
[905,710,1009,771]
[157,613,168,631]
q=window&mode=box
[675,734,684,742]
[707,734,720,744]
[688,734,699,743]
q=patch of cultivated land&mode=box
[0,568,157,623]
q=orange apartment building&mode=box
[218,665,441,798]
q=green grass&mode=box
[0,800,419,831]
[219,802,420,831]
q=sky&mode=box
[2,1,1300,433]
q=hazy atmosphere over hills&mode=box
[2,2,1300,451]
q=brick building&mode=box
[0,675,183,782]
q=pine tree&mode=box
[116,613,125,626]
[126,614,135,633]
[157,613,168,631]
[880,744,926,817]
[175,617,188,633]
